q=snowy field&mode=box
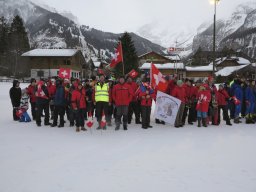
[0,82,256,192]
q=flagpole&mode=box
[150,62,152,86]
[120,41,125,75]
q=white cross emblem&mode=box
[153,72,165,85]
[113,52,119,61]
[40,91,45,97]
[61,70,68,77]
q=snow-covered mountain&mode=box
[193,2,256,59]
[0,0,165,60]
[137,2,256,59]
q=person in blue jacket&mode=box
[245,80,256,124]
[51,79,66,127]
[233,80,243,124]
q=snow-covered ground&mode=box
[0,82,256,192]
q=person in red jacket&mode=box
[139,81,155,129]
[182,79,197,125]
[126,76,141,124]
[27,78,37,120]
[112,76,133,130]
[71,82,87,132]
[196,84,211,127]
[47,80,56,120]
[217,84,232,125]
[172,80,186,128]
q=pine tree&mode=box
[8,15,30,77]
[114,32,139,77]
[0,16,10,75]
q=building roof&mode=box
[186,64,214,72]
[215,65,248,76]
[22,49,80,57]
[94,61,101,68]
[165,55,181,61]
[140,62,184,70]
[138,51,171,61]
[209,57,251,66]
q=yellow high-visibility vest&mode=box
[95,83,109,102]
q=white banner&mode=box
[154,91,181,125]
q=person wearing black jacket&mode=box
[9,80,22,121]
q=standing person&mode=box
[127,76,141,124]
[182,79,196,125]
[112,76,133,130]
[47,79,56,120]
[67,79,78,127]
[233,80,243,124]
[27,78,37,120]
[171,80,186,128]
[245,80,256,124]
[207,76,218,125]
[51,79,66,128]
[9,79,22,121]
[217,84,232,125]
[106,78,115,126]
[196,84,211,127]
[93,74,111,130]
[35,80,51,127]
[85,80,94,118]
[139,82,155,129]
[71,82,87,132]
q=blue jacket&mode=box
[54,85,66,106]
[245,87,255,103]
[234,84,243,102]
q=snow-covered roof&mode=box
[140,62,184,70]
[22,49,79,57]
[209,57,251,66]
[215,65,248,76]
[186,64,214,71]
[165,55,181,61]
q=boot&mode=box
[155,119,161,124]
[51,123,57,127]
[81,127,87,131]
[197,118,201,127]
[123,125,128,130]
[202,118,207,127]
[234,117,240,124]
[115,125,120,131]
[96,122,101,130]
[76,127,80,132]
[58,124,64,128]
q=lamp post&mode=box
[212,0,220,77]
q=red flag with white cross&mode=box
[59,68,71,79]
[110,42,123,68]
[150,63,168,92]
[128,69,139,78]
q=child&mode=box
[17,88,31,122]
[196,84,211,127]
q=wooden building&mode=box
[215,57,251,71]
[138,51,172,66]
[185,65,213,81]
[22,49,87,79]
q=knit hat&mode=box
[177,80,183,86]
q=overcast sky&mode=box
[32,0,251,33]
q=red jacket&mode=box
[172,85,186,103]
[217,89,230,106]
[112,83,133,106]
[126,81,138,102]
[196,89,211,112]
[139,89,155,106]
[27,84,36,102]
[183,84,197,104]
[47,83,56,99]
[71,88,86,109]
[168,79,176,95]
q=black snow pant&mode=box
[53,105,65,126]
[36,103,50,125]
[115,105,129,128]
[128,101,140,123]
[30,102,36,120]
[12,105,19,121]
[95,101,109,122]
[218,105,231,125]
[182,105,194,125]
[141,106,151,128]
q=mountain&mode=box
[192,2,256,59]
[0,0,165,61]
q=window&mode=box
[67,60,71,65]
[63,59,71,65]
[53,60,58,65]
[37,70,44,77]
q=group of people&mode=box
[9,73,256,132]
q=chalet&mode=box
[138,51,172,66]
[185,65,214,81]
[22,49,87,79]
[215,64,256,82]
[140,62,185,79]
[214,57,251,71]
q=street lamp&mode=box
[211,0,220,77]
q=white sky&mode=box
[32,0,251,33]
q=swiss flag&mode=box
[86,112,94,128]
[128,69,139,78]
[59,68,71,79]
[35,81,48,99]
[110,42,123,68]
[151,63,168,92]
